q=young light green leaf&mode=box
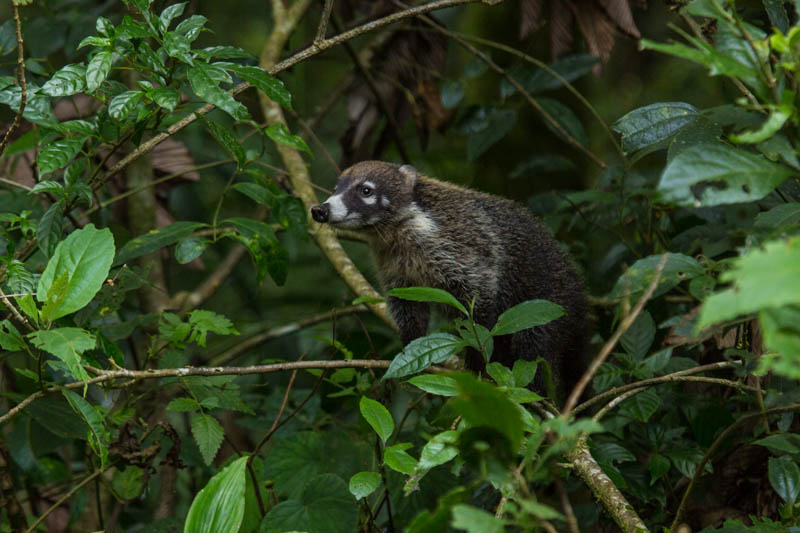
[486,362,514,387]
[204,119,246,168]
[86,49,113,92]
[406,374,459,396]
[730,106,791,144]
[114,221,205,266]
[451,504,505,533]
[167,397,201,412]
[28,328,95,385]
[108,90,143,121]
[216,62,291,109]
[418,431,459,470]
[511,360,537,388]
[383,333,466,379]
[191,412,225,465]
[113,466,144,500]
[387,287,468,316]
[37,224,115,321]
[768,455,800,504]
[41,64,87,97]
[184,456,248,533]
[348,471,381,501]
[187,64,249,121]
[612,102,699,154]
[658,143,795,207]
[384,443,418,475]
[264,123,311,155]
[38,138,86,176]
[359,396,394,443]
[491,299,565,336]
[188,309,238,347]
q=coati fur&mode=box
[311,161,587,394]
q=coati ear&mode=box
[398,165,418,189]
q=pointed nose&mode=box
[311,203,330,223]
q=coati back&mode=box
[311,161,587,394]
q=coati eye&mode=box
[360,186,373,197]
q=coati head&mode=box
[311,161,418,229]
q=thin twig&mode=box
[0,3,27,157]
[25,467,108,533]
[562,254,669,416]
[0,286,32,331]
[315,0,334,43]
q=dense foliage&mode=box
[2,0,800,531]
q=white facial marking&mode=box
[326,194,348,221]
[381,196,390,207]
[406,204,437,236]
[362,195,377,205]
[363,180,376,189]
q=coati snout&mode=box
[312,160,587,395]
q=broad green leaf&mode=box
[37,138,86,176]
[768,455,800,504]
[649,453,671,485]
[86,49,113,92]
[511,360,538,388]
[612,102,699,154]
[348,471,381,501]
[610,253,704,301]
[264,123,311,155]
[37,224,115,321]
[188,309,238,347]
[175,237,208,264]
[175,15,207,41]
[698,237,800,329]
[187,64,249,121]
[501,54,599,97]
[754,434,800,454]
[538,98,587,146]
[108,90,143,121]
[261,474,357,533]
[384,443,418,475]
[441,79,464,108]
[216,62,292,109]
[658,143,795,207]
[205,119,246,168]
[759,307,800,379]
[620,311,655,359]
[383,334,466,379]
[28,328,95,385]
[388,287,468,316]
[164,31,191,61]
[233,182,277,207]
[30,180,65,196]
[225,217,277,241]
[754,203,800,228]
[37,201,65,258]
[191,413,224,465]
[640,37,759,81]
[730,106,791,144]
[63,389,108,467]
[491,299,565,336]
[0,320,26,351]
[197,46,256,60]
[462,107,517,161]
[41,64,87,96]
[117,15,153,39]
[418,431,459,470]
[184,456,248,533]
[451,504,505,533]
[159,1,186,31]
[113,466,144,499]
[665,447,712,478]
[516,500,566,521]
[167,397,201,412]
[359,396,394,443]
[114,221,205,266]
[619,388,662,422]
[486,362,514,387]
[406,374,459,396]
[151,87,180,111]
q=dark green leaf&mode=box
[41,64,87,97]
[407,374,459,396]
[261,474,357,533]
[216,62,291,109]
[649,453,671,485]
[511,360,537,388]
[348,471,381,501]
[620,311,655,359]
[233,182,277,207]
[0,320,26,351]
[610,253,704,301]
[441,79,464,108]
[114,221,205,266]
[463,107,517,161]
[191,413,224,465]
[451,505,505,533]
[491,299,565,336]
[37,201,65,258]
[167,397,201,412]
[383,334,466,379]
[151,87,180,111]
[158,1,186,31]
[185,456,248,533]
[37,224,115,321]
[28,328,95,385]
[86,49,113,92]
[175,15,207,41]
[188,64,250,121]
[613,102,699,154]
[754,434,800,454]
[108,90,143,121]
[768,455,800,504]
[359,396,394,443]
[486,362,514,387]
[175,237,208,264]
[37,138,86,176]
[619,388,662,422]
[384,443,418,475]
[755,203,800,228]
[665,448,712,478]
[205,119,246,168]
[264,123,311,155]
[538,98,587,146]
[113,466,144,500]
[0,19,17,56]
[388,287,468,316]
[502,54,598,97]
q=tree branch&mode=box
[0,3,27,158]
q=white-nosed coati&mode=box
[311,161,587,394]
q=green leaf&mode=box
[158,1,186,31]
[261,474,357,533]
[28,328,95,385]
[463,107,517,160]
[697,237,800,329]
[37,138,86,176]
[151,87,180,111]
[167,397,201,412]
[175,237,208,264]
[769,455,800,504]
[383,333,466,379]
[62,389,108,466]
[41,64,87,97]
[37,224,115,321]
[418,431,459,470]
[205,119,246,168]
[491,299,565,336]
[451,504,505,533]
[755,434,800,454]
[108,90,143,121]
[264,123,311,155]
[511,360,538,388]
[216,62,292,109]
[233,182,277,207]
[755,203,800,229]
[348,471,381,501]
[612,102,699,154]
[406,374,459,396]
[115,221,205,266]
[187,64,249,121]
[620,311,655,359]
[538,98,587,146]
[619,388,662,422]
[384,443,418,475]
[486,362,514,387]
[387,287,468,316]
[649,453,671,485]
[665,447,712,478]
[188,309,238,347]
[658,143,795,207]
[501,53,599,97]
[359,396,394,443]
[191,413,225,465]
[0,320,26,351]
[640,37,759,81]
[764,0,790,33]
[37,201,65,258]
[184,456,248,533]
[610,253,704,301]
[113,466,144,499]
[86,49,113,92]
[441,79,464,108]
[175,15,208,41]
[730,106,791,144]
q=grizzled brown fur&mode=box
[311,161,587,394]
